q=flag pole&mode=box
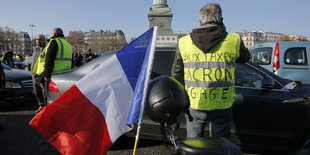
[132,27,158,155]
[132,125,141,155]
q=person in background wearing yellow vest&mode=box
[16,53,24,62]
[32,34,47,113]
[2,51,14,68]
[32,28,73,113]
[171,3,250,140]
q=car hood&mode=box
[4,69,32,82]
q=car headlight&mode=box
[6,81,22,88]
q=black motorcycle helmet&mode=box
[145,76,189,130]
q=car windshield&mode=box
[235,63,265,88]
[250,47,272,65]
[152,47,176,76]
[77,48,177,77]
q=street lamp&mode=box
[29,24,35,54]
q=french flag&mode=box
[29,27,157,155]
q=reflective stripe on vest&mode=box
[32,38,72,75]
[55,38,73,61]
[179,33,241,111]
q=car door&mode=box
[281,47,310,84]
[232,63,297,150]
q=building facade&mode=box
[237,30,284,50]
[84,30,126,44]
[0,31,31,56]
[84,29,127,54]
[17,31,31,55]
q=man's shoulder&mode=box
[227,33,241,42]
[179,34,191,42]
[49,37,66,42]
[228,33,240,37]
[49,39,58,46]
[47,39,57,44]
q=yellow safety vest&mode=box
[179,33,240,111]
[32,38,72,75]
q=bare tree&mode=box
[0,27,4,53]
[298,37,307,41]
[280,35,308,42]
[76,31,128,55]
[67,31,86,55]
[279,35,290,41]
[88,34,104,54]
[0,27,21,54]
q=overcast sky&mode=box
[1,0,309,40]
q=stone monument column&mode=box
[148,0,173,35]
[153,0,167,6]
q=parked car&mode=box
[12,57,23,69]
[47,47,310,154]
[250,41,310,84]
[0,62,35,103]
[47,47,176,104]
[22,56,33,71]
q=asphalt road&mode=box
[0,100,177,155]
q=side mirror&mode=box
[263,74,275,89]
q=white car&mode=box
[251,41,310,84]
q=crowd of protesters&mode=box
[0,48,99,70]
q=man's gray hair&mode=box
[199,3,223,25]
[52,27,64,36]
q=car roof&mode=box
[76,51,116,74]
[253,41,310,49]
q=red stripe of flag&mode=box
[29,85,112,154]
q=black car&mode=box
[0,62,34,103]
[136,47,310,154]
[47,47,310,154]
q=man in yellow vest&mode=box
[171,3,250,140]
[32,28,72,113]
[2,51,14,68]
[32,34,47,113]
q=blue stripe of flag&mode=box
[116,28,154,90]
[115,28,155,126]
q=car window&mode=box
[152,50,176,76]
[250,47,272,65]
[13,58,21,62]
[284,47,307,65]
[1,62,11,69]
[235,63,265,88]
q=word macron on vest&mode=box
[179,33,240,111]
